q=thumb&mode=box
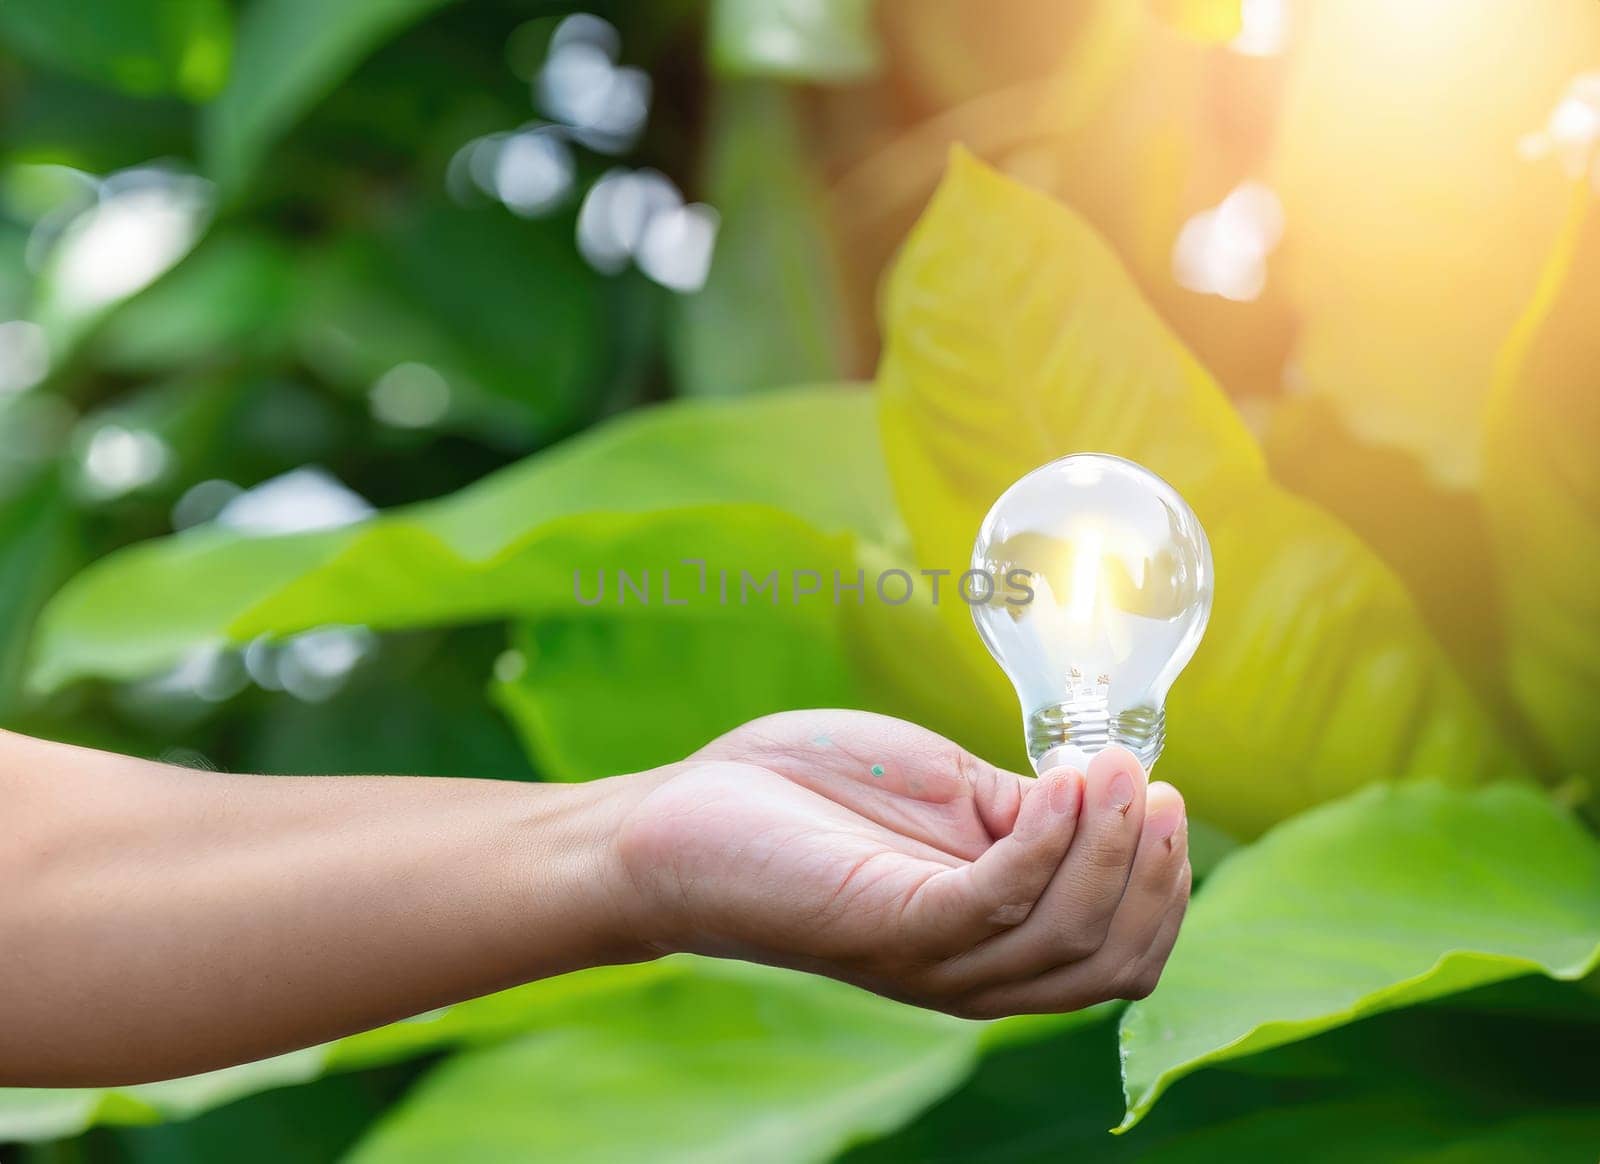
[903,768,1084,954]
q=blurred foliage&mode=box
[4,0,1600,1160]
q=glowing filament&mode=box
[1068,528,1104,624]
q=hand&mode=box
[610,710,1192,1018]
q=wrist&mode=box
[500,771,672,973]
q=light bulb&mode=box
[971,454,1213,774]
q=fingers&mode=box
[951,786,1191,1017]
[924,747,1148,987]
[970,757,1027,841]
[900,768,1084,952]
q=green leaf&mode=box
[0,73,195,174]
[0,0,230,100]
[97,1067,415,1164]
[296,202,617,448]
[27,386,897,692]
[710,0,880,83]
[326,961,686,1074]
[672,82,850,398]
[876,150,1521,837]
[1116,781,1600,1129]
[0,1048,325,1142]
[95,231,298,373]
[0,468,80,717]
[345,959,977,1164]
[202,0,454,191]
[1483,189,1600,788]
[495,604,864,781]
[853,998,1600,1162]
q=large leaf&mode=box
[672,82,851,399]
[0,0,230,100]
[710,0,880,83]
[1483,189,1600,787]
[202,0,454,191]
[496,603,862,782]
[346,959,977,1164]
[27,386,898,692]
[852,993,1600,1162]
[1117,781,1600,1129]
[876,150,1521,836]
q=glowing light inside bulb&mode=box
[1067,528,1104,625]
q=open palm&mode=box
[617,711,1192,1017]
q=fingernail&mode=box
[1146,803,1182,842]
[1108,769,1136,813]
[1049,771,1081,815]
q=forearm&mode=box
[0,730,651,1087]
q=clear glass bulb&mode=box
[971,453,1213,774]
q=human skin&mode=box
[0,710,1190,1087]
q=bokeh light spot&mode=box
[216,467,374,535]
[171,478,245,531]
[50,169,212,315]
[1172,181,1285,302]
[0,321,49,394]
[78,423,171,499]
[1519,71,1600,189]
[370,362,451,429]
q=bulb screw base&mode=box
[1027,700,1165,773]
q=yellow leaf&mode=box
[1265,393,1504,693]
[1484,184,1600,789]
[877,149,1520,836]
